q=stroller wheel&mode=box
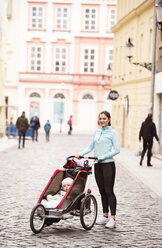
[30,204,46,234]
[80,194,97,230]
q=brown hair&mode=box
[98,111,111,126]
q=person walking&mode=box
[30,113,40,142]
[16,111,29,149]
[67,115,73,135]
[139,113,160,167]
[75,110,120,229]
[44,120,51,142]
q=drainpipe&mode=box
[150,4,157,115]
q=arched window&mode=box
[82,93,94,100]
[54,93,65,99]
[29,92,41,98]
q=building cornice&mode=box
[112,0,154,33]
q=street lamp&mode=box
[100,63,112,87]
[125,38,134,62]
[125,38,152,71]
[106,63,112,78]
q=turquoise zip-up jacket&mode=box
[80,126,120,163]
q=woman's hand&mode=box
[75,154,81,159]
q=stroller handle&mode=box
[67,155,98,160]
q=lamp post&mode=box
[100,64,119,100]
[100,63,112,88]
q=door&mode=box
[78,100,96,131]
[53,102,65,124]
[29,101,40,121]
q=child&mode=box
[41,177,73,208]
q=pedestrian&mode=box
[67,115,73,135]
[30,113,40,142]
[75,110,120,229]
[139,113,160,167]
[16,111,29,149]
[44,120,51,142]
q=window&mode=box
[29,92,41,97]
[82,94,94,100]
[28,46,43,72]
[108,8,116,32]
[82,48,96,74]
[83,8,97,31]
[54,93,65,99]
[107,48,113,65]
[55,6,69,30]
[54,47,68,73]
[30,5,45,29]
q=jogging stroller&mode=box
[30,156,98,234]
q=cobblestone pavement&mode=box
[0,134,162,248]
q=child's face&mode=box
[62,184,71,192]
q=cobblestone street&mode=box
[0,134,162,248]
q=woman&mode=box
[75,111,120,228]
[67,115,73,135]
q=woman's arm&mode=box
[79,133,95,156]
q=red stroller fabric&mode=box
[63,159,77,169]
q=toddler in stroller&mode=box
[41,177,73,208]
[30,156,98,234]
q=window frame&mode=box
[107,7,117,32]
[53,46,68,74]
[82,6,98,32]
[81,46,98,74]
[29,4,46,31]
[106,47,114,69]
[54,5,70,31]
[28,44,44,73]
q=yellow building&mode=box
[0,1,5,137]
[112,0,155,150]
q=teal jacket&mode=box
[80,126,120,163]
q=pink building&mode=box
[19,0,116,132]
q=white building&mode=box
[5,0,117,133]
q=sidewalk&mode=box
[116,148,162,198]
[0,136,17,152]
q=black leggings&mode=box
[94,162,117,216]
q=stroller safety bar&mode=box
[67,155,98,160]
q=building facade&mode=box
[0,0,6,136]
[111,0,161,152]
[9,0,116,133]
